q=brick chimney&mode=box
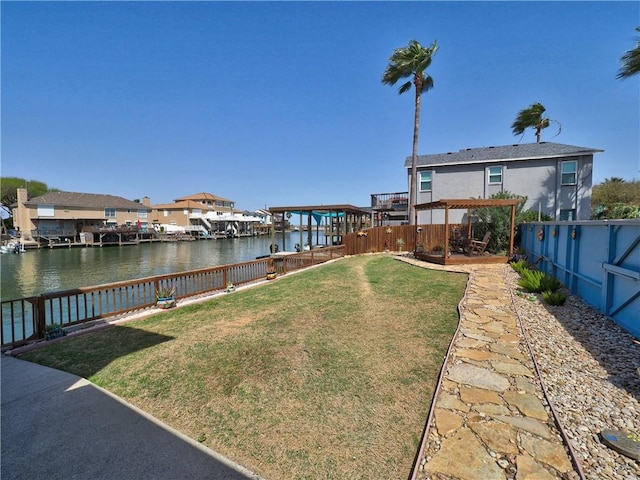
[15,188,33,241]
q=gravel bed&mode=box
[504,267,640,480]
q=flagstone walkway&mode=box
[397,258,580,480]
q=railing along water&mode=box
[1,245,345,350]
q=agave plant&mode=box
[540,274,562,293]
[155,285,176,300]
[517,269,545,293]
[542,290,568,306]
[510,259,530,275]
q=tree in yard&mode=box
[473,191,550,254]
[592,178,640,219]
[617,27,640,80]
[511,102,561,143]
[1,177,56,219]
[382,39,438,225]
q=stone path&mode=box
[397,259,579,480]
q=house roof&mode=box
[152,199,235,210]
[173,192,233,203]
[22,191,151,210]
[405,142,604,168]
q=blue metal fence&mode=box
[520,220,640,339]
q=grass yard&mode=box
[21,255,467,480]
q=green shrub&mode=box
[510,259,530,275]
[473,191,551,253]
[539,274,562,293]
[518,269,545,293]
[542,290,567,306]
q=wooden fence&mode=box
[343,224,462,255]
[1,245,345,350]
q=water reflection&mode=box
[0,233,325,301]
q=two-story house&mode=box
[12,188,152,244]
[407,142,602,224]
[148,192,266,237]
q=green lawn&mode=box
[21,255,467,480]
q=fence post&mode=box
[35,295,46,339]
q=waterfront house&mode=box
[148,192,267,237]
[370,192,409,226]
[407,142,603,224]
[12,188,152,245]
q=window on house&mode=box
[559,209,575,221]
[37,204,55,217]
[105,208,116,217]
[137,209,147,218]
[419,171,432,191]
[487,166,503,185]
[561,161,577,185]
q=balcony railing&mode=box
[371,192,409,211]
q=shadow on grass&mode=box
[18,323,175,380]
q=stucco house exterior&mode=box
[148,192,267,237]
[12,188,152,244]
[407,142,603,224]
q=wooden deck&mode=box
[413,251,509,265]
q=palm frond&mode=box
[398,81,412,95]
[381,39,438,95]
[511,102,549,137]
[617,27,640,80]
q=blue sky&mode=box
[2,1,638,211]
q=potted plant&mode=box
[266,258,277,280]
[156,285,176,309]
[396,238,405,251]
[45,323,66,340]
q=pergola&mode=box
[413,198,523,265]
[268,204,371,252]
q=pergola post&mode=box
[444,206,450,259]
[509,204,517,256]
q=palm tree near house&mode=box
[617,27,640,79]
[604,177,626,183]
[511,102,561,143]
[382,39,438,225]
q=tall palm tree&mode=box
[511,102,561,143]
[617,27,640,80]
[382,39,438,225]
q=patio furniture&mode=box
[469,231,491,255]
[450,226,471,253]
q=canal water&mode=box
[0,232,325,301]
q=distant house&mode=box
[407,142,603,224]
[148,192,266,237]
[12,188,152,244]
[370,192,409,226]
